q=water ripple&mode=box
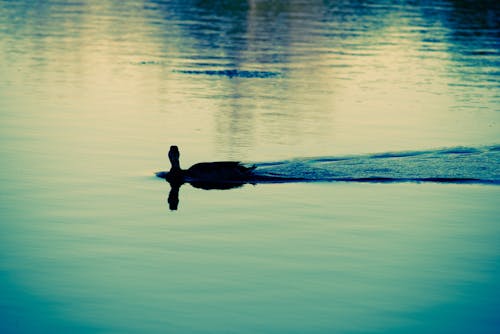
[174,69,282,78]
[252,145,500,185]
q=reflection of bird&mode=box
[156,145,256,183]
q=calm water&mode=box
[1,0,499,333]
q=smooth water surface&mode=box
[1,0,499,333]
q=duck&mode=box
[156,145,256,183]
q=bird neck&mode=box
[169,157,181,172]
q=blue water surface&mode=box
[1,0,499,333]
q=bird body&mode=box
[186,161,255,181]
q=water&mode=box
[251,145,500,183]
[1,0,499,333]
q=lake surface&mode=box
[1,0,499,333]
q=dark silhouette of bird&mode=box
[156,145,256,184]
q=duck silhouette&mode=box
[156,145,256,184]
[156,145,259,210]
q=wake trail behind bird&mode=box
[250,145,500,185]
